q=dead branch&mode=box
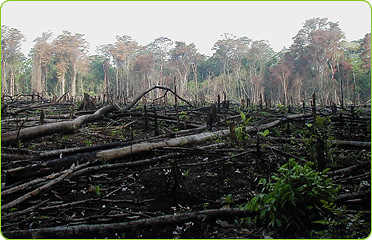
[95,113,311,161]
[2,86,193,145]
[337,190,371,202]
[5,113,310,184]
[2,104,117,145]
[268,137,371,149]
[121,85,193,113]
[5,153,94,184]
[328,161,370,176]
[1,199,50,221]
[10,102,73,116]
[3,208,247,238]
[1,171,61,197]
[1,163,76,211]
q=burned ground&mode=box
[1,94,371,238]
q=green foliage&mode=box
[242,159,340,235]
[178,111,189,120]
[311,203,370,238]
[277,103,287,113]
[234,111,252,144]
[182,170,190,178]
[61,135,70,143]
[222,194,234,205]
[94,185,102,197]
[83,139,93,146]
[98,158,107,165]
[203,202,210,210]
[239,111,252,125]
[235,126,250,143]
[304,116,337,167]
[17,140,24,149]
[258,129,270,137]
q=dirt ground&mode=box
[1,97,371,238]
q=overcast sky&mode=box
[1,1,371,57]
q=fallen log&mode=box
[2,171,61,197]
[328,161,370,176]
[96,113,312,161]
[5,113,310,184]
[1,163,76,211]
[1,104,117,145]
[267,137,371,149]
[5,153,95,185]
[2,86,193,146]
[69,142,227,179]
[2,208,248,238]
[10,102,73,115]
[336,190,371,203]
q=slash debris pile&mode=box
[1,88,370,238]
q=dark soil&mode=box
[1,97,371,238]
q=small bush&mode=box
[242,159,340,235]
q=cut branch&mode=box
[5,113,312,183]
[121,85,193,113]
[3,208,247,238]
[1,163,76,211]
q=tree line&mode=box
[1,17,370,105]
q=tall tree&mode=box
[148,37,173,87]
[31,31,53,96]
[1,25,26,95]
[270,52,293,105]
[243,40,275,103]
[291,18,345,104]
[170,41,199,96]
[102,35,140,98]
[212,34,254,100]
[52,31,88,97]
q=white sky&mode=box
[1,1,371,57]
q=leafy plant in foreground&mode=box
[310,201,370,238]
[242,159,340,235]
[234,111,252,144]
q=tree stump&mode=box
[206,103,217,130]
[78,93,97,111]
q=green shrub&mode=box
[242,159,340,234]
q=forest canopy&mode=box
[1,17,371,105]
